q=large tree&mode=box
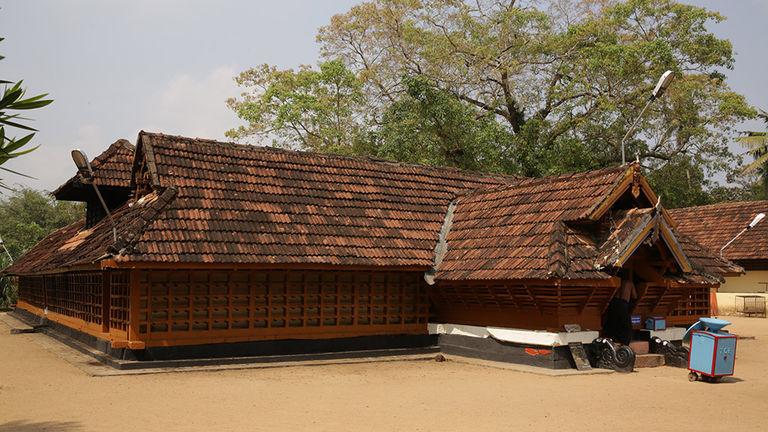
[226,60,367,155]
[229,0,755,207]
[317,0,752,176]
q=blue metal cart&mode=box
[685,318,737,383]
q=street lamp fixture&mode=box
[70,149,117,243]
[0,235,13,263]
[621,70,675,164]
[720,212,765,259]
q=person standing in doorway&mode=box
[603,271,638,345]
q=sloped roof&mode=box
[7,132,733,283]
[4,188,176,274]
[7,132,513,274]
[434,165,629,280]
[434,165,733,282]
[125,132,515,266]
[53,139,135,199]
[670,200,768,263]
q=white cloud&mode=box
[142,65,243,141]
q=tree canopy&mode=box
[0,189,82,306]
[228,0,759,208]
[738,108,768,199]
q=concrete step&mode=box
[629,340,649,355]
[0,311,36,334]
[635,353,665,368]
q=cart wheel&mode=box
[687,372,698,382]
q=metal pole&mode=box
[621,97,655,165]
[720,227,748,260]
[1,243,12,263]
[90,183,117,243]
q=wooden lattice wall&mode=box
[430,280,620,331]
[431,279,710,331]
[132,269,430,347]
[109,271,131,333]
[17,271,131,338]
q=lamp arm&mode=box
[621,97,655,165]
[90,183,117,243]
[1,244,13,263]
[720,227,748,260]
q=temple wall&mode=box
[131,268,429,348]
[16,271,130,343]
[17,268,430,349]
[430,280,711,332]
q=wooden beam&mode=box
[128,269,141,344]
[102,269,111,334]
[101,259,432,272]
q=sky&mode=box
[0,0,766,192]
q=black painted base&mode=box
[438,334,579,369]
[9,309,439,369]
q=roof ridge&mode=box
[90,139,134,169]
[671,199,768,212]
[454,163,631,202]
[116,187,178,256]
[137,130,520,182]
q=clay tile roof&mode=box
[8,131,734,282]
[4,188,177,275]
[435,165,629,281]
[53,139,135,199]
[115,132,514,268]
[434,166,733,282]
[669,200,768,263]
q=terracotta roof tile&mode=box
[435,166,732,282]
[5,188,177,274]
[670,200,768,263]
[13,132,512,273]
[9,132,734,283]
[435,165,628,280]
[53,140,134,198]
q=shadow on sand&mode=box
[0,420,82,431]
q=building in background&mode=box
[671,201,768,314]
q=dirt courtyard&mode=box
[1,315,766,432]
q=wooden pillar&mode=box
[42,275,49,311]
[128,269,141,342]
[102,269,111,333]
[248,270,256,330]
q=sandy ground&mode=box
[1,316,767,432]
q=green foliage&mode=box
[371,75,516,172]
[0,189,82,306]
[738,108,768,199]
[226,60,365,155]
[646,157,711,208]
[230,0,758,204]
[0,188,82,259]
[0,37,53,189]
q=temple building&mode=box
[4,132,736,368]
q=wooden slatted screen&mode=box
[109,271,130,332]
[134,269,429,346]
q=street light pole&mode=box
[0,235,13,263]
[621,70,675,165]
[71,149,118,243]
[720,212,765,260]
